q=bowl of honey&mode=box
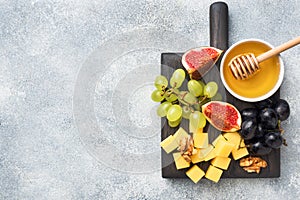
[220,39,284,102]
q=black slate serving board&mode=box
[161,2,280,179]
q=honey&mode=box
[223,41,281,98]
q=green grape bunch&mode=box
[151,69,221,128]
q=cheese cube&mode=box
[173,152,190,169]
[199,144,214,158]
[204,147,217,161]
[211,156,231,170]
[232,147,249,160]
[173,127,189,144]
[190,149,204,164]
[223,132,240,149]
[212,134,227,146]
[195,128,203,133]
[205,165,223,183]
[160,135,177,154]
[186,165,205,184]
[189,123,204,133]
[214,139,235,157]
[193,132,208,148]
[223,132,246,150]
[240,140,246,148]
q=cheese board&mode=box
[160,2,281,179]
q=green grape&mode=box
[189,111,206,130]
[170,69,185,88]
[189,111,199,129]
[157,102,172,117]
[188,80,203,97]
[172,69,185,80]
[172,88,180,94]
[170,77,182,89]
[198,112,206,128]
[164,89,172,97]
[182,106,192,119]
[168,117,181,127]
[184,93,197,104]
[151,90,164,102]
[167,105,182,122]
[180,91,197,104]
[197,80,205,96]
[165,94,177,102]
[211,93,223,101]
[154,75,168,90]
[204,81,218,98]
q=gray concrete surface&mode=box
[1,0,300,199]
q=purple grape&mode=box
[258,108,278,129]
[241,108,258,121]
[255,123,266,138]
[255,99,273,110]
[249,140,272,156]
[273,99,290,121]
[240,119,257,140]
[265,131,283,149]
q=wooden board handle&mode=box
[210,2,229,51]
[257,36,300,62]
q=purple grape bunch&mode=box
[239,99,290,156]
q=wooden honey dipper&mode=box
[229,36,300,80]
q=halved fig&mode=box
[202,101,241,132]
[182,47,223,80]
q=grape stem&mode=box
[198,96,208,104]
[171,90,191,106]
[283,138,288,146]
[170,88,180,95]
[278,121,285,134]
[170,88,209,111]
[178,98,190,106]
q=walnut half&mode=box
[177,135,196,162]
[240,156,268,174]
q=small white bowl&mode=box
[220,39,284,102]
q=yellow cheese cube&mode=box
[189,124,204,134]
[212,134,227,147]
[195,128,203,133]
[240,140,246,148]
[232,147,249,160]
[193,132,208,148]
[205,165,223,183]
[211,156,231,170]
[173,127,189,144]
[204,147,217,161]
[214,139,235,157]
[223,132,248,150]
[199,144,214,158]
[173,152,190,169]
[190,149,204,164]
[223,132,241,150]
[186,165,205,184]
[160,135,178,154]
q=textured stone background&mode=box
[0,0,299,199]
